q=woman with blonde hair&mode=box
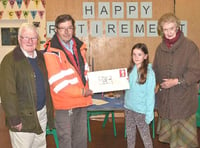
[153,12,200,148]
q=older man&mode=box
[0,23,54,148]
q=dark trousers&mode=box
[55,107,87,148]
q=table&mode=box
[87,92,124,142]
[87,92,124,111]
[87,92,156,141]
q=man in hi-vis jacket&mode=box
[43,14,93,148]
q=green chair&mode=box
[152,118,155,138]
[46,125,59,148]
[196,86,200,127]
[87,111,116,142]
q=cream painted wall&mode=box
[0,1,46,63]
[0,20,27,62]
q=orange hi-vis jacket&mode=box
[43,35,92,110]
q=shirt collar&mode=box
[21,47,37,58]
[58,36,74,54]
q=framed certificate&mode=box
[88,68,130,93]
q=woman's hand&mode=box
[160,78,178,89]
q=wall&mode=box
[175,0,200,49]
[1,0,199,68]
[0,0,46,62]
[46,0,174,71]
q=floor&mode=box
[1,104,200,148]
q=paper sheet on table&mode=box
[92,98,109,105]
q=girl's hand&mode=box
[155,84,160,93]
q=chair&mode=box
[46,125,59,148]
[196,86,200,127]
[87,111,117,142]
[152,118,155,138]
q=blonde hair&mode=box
[157,13,180,37]
[18,23,39,37]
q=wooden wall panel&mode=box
[175,0,200,49]
[46,0,174,71]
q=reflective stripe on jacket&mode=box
[43,36,92,110]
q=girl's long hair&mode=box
[127,43,149,84]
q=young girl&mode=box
[124,43,156,148]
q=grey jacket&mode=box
[0,46,54,134]
[153,32,200,119]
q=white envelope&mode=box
[88,68,130,93]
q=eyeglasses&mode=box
[20,36,38,42]
[57,27,74,32]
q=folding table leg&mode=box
[102,112,110,127]
[111,111,117,136]
[102,111,117,136]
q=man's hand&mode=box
[82,88,93,97]
[12,123,22,131]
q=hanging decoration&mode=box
[0,11,4,20]
[16,0,22,8]
[33,21,40,27]
[0,0,46,48]
[15,10,22,19]
[8,0,15,8]
[32,0,40,8]
[38,10,44,19]
[2,0,8,9]
[30,10,37,19]
[23,0,30,8]
[41,0,45,8]
[8,11,14,19]
[23,10,29,19]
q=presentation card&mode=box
[88,68,130,93]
